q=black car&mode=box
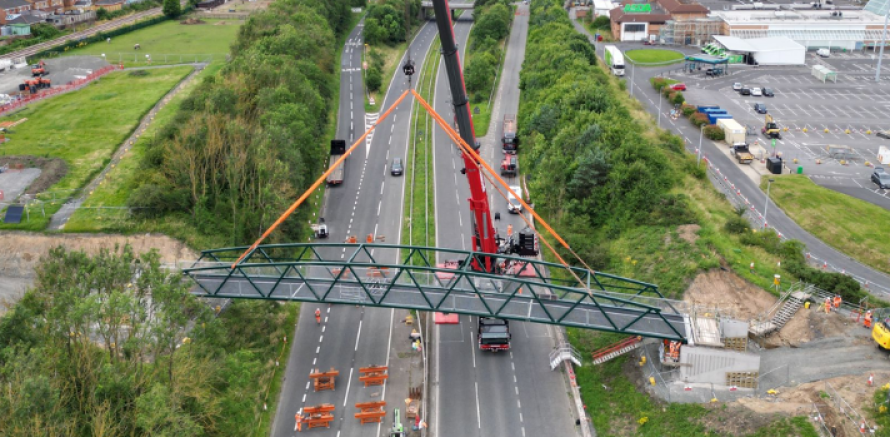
[740,87,751,95]
[753,103,768,114]
[390,158,404,176]
[762,87,775,97]
[873,168,890,189]
[877,130,890,140]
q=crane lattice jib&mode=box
[183,243,690,341]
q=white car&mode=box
[751,87,762,96]
[507,185,523,214]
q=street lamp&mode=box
[877,5,889,81]
[630,62,636,95]
[763,178,775,228]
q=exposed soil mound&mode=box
[180,18,206,25]
[0,155,67,195]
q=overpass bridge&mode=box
[420,1,474,20]
[183,243,693,342]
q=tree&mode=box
[163,0,181,18]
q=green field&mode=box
[624,49,685,65]
[763,175,890,275]
[64,64,223,232]
[62,19,241,66]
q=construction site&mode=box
[582,268,890,436]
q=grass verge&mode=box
[624,49,685,65]
[363,22,425,114]
[62,19,241,67]
[402,36,440,262]
[63,64,223,232]
[253,303,300,437]
[0,66,192,231]
[760,175,890,275]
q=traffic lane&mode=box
[341,307,395,437]
[271,303,363,437]
[433,21,474,253]
[626,63,890,290]
[511,322,578,437]
[337,21,365,142]
[493,3,528,147]
[436,317,480,437]
[810,179,890,211]
[476,338,523,437]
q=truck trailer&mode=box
[326,139,346,185]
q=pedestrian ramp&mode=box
[749,288,810,337]
[590,336,642,365]
[549,343,582,370]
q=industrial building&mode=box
[712,35,807,65]
[609,0,709,41]
[711,9,890,51]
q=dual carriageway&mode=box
[186,4,692,437]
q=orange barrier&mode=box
[354,401,386,424]
[0,65,122,118]
[299,404,335,431]
[309,367,339,392]
[358,366,388,387]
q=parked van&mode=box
[817,48,830,58]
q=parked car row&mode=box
[733,83,775,97]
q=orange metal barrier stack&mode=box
[299,404,335,431]
[354,401,386,424]
[309,367,339,392]
[358,366,388,387]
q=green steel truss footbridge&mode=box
[183,243,691,341]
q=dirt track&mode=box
[0,231,195,313]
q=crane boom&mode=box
[430,0,499,271]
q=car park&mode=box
[762,87,775,97]
[732,82,742,91]
[390,158,404,176]
[669,83,686,91]
[706,68,724,77]
[874,168,890,189]
[740,87,751,95]
[751,87,762,96]
[753,103,768,114]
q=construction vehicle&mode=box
[31,61,47,76]
[502,114,518,153]
[326,139,346,185]
[389,408,405,437]
[872,309,890,349]
[731,144,754,164]
[478,317,511,351]
[310,218,328,239]
[762,114,781,139]
[500,154,517,176]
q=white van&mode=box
[507,185,523,214]
[817,48,830,58]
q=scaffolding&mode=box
[659,18,723,45]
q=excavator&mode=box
[423,0,538,274]
[762,114,781,139]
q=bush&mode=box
[724,215,751,234]
[681,103,695,117]
[163,0,181,18]
[592,15,610,29]
[365,67,382,93]
[703,125,724,141]
[690,112,709,127]
[650,77,668,91]
[669,91,684,105]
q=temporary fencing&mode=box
[0,64,122,118]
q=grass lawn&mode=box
[63,64,223,232]
[0,66,191,191]
[625,49,685,65]
[762,175,890,275]
[63,19,241,66]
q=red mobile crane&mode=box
[429,0,500,272]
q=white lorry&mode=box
[605,45,625,76]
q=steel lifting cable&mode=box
[410,89,596,292]
[231,89,413,269]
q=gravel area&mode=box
[0,56,110,97]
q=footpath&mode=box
[49,63,207,230]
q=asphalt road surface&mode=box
[269,18,441,437]
[432,5,579,437]
[571,26,890,295]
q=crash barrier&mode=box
[0,64,122,118]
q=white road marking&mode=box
[306,381,310,390]
[355,320,363,351]
[319,335,323,343]
[302,393,306,403]
[316,346,320,353]
[343,367,354,407]
[475,381,482,429]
